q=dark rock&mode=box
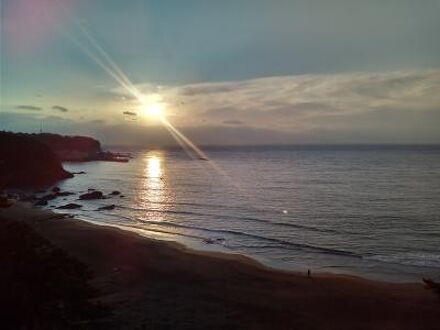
[79,191,104,200]
[56,191,75,197]
[0,196,13,208]
[119,195,125,198]
[51,187,60,193]
[203,237,225,245]
[19,194,37,202]
[97,204,115,211]
[34,199,48,206]
[40,193,57,201]
[109,190,121,196]
[57,203,82,210]
[88,188,95,191]
[93,151,129,162]
[72,171,86,175]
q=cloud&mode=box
[52,105,68,112]
[89,119,106,124]
[102,69,440,144]
[160,70,440,138]
[9,69,437,145]
[223,119,244,126]
[15,105,42,111]
[178,83,242,96]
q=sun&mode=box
[140,94,166,120]
[143,102,164,118]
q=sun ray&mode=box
[55,4,260,209]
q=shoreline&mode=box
[2,202,440,328]
[73,214,421,284]
[4,201,438,285]
[61,208,436,284]
[9,202,367,282]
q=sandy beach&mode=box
[1,202,439,329]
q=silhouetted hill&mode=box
[0,132,73,188]
[32,133,102,161]
[29,133,129,162]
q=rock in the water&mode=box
[57,203,82,209]
[0,196,13,208]
[51,186,60,193]
[34,199,48,206]
[79,191,103,200]
[19,194,37,202]
[109,190,121,196]
[56,191,75,197]
[97,204,115,211]
[203,237,225,245]
[39,193,57,201]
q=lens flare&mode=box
[143,102,164,118]
[60,9,260,210]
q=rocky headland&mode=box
[0,131,129,189]
[0,132,73,188]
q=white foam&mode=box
[367,252,440,268]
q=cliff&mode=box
[32,133,102,161]
[0,132,73,188]
[31,133,129,162]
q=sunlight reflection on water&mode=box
[137,151,170,222]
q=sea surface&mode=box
[50,145,440,282]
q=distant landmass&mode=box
[0,131,129,188]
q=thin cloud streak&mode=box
[124,69,440,129]
[15,105,42,111]
[52,105,69,112]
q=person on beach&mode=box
[307,269,311,278]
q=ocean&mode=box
[51,145,440,282]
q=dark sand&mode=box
[1,203,439,329]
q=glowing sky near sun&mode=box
[1,0,440,145]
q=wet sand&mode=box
[1,202,439,329]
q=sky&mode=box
[1,0,440,145]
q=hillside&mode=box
[0,132,73,188]
[32,133,102,161]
